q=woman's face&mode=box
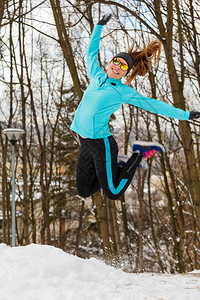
[107,57,128,79]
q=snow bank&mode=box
[0,243,199,300]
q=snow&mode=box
[0,244,199,300]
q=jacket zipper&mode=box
[100,75,108,87]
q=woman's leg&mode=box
[76,137,100,197]
[87,136,142,200]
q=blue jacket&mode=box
[70,25,189,139]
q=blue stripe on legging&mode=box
[103,137,128,195]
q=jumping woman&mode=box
[71,15,200,200]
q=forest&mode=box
[0,0,200,274]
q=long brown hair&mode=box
[126,40,162,85]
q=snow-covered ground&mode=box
[0,244,199,300]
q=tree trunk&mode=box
[137,170,144,273]
[94,191,112,259]
[147,160,165,272]
[106,196,117,255]
[149,69,185,272]
[76,200,84,256]
[50,0,83,101]
[0,0,5,27]
[24,48,48,244]
[110,199,122,254]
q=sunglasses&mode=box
[112,57,129,71]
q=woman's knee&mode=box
[77,185,90,198]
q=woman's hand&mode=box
[97,14,111,26]
[189,111,200,120]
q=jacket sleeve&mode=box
[86,25,105,79]
[122,85,190,120]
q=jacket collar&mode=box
[105,74,122,84]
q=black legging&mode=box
[76,135,142,200]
